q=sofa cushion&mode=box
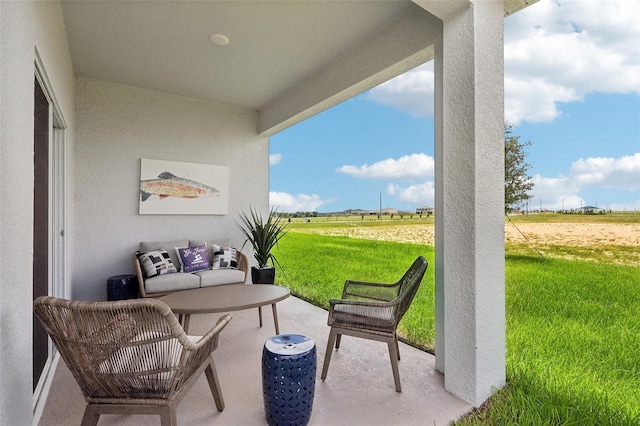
[176,243,210,273]
[138,249,178,278]
[144,272,200,294]
[140,239,189,270]
[196,269,246,288]
[211,245,238,269]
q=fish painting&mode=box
[140,171,220,202]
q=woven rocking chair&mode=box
[320,256,428,392]
[33,296,231,426]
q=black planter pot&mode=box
[252,267,276,284]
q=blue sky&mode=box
[270,0,640,213]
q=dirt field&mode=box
[504,222,639,247]
[293,222,640,247]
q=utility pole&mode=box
[379,193,382,220]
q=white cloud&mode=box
[530,174,584,210]
[383,181,435,206]
[529,153,640,210]
[269,153,282,165]
[378,154,639,211]
[570,153,640,190]
[395,181,435,205]
[504,0,640,124]
[504,77,580,124]
[337,153,434,180]
[338,153,638,210]
[366,62,434,118]
[269,191,332,213]
[364,0,640,124]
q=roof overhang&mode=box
[60,0,538,135]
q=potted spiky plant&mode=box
[237,206,288,284]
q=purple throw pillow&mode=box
[176,243,210,273]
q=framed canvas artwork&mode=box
[139,159,229,215]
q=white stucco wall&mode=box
[0,1,75,424]
[73,78,267,302]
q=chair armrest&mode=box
[180,314,232,352]
[328,298,397,330]
[170,314,232,387]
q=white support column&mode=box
[434,32,446,374]
[434,1,505,406]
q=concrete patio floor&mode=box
[37,294,472,425]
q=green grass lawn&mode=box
[275,233,436,350]
[274,229,640,425]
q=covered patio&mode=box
[0,1,538,424]
[37,295,472,425]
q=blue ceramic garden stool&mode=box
[262,334,316,426]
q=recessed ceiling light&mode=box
[209,34,230,46]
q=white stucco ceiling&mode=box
[61,1,416,111]
[60,0,536,133]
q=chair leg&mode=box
[80,405,100,426]
[321,328,338,381]
[204,356,225,412]
[159,406,177,426]
[258,306,263,327]
[387,338,402,392]
[335,334,341,349]
[395,335,401,361]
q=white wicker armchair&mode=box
[33,296,231,426]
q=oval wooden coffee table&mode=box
[159,284,290,334]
